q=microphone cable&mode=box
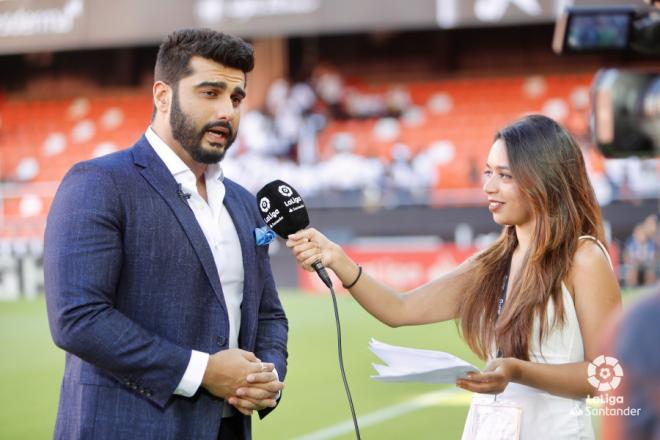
[327,284,361,440]
[254,178,360,437]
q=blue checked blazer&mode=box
[44,136,288,440]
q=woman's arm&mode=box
[287,228,476,327]
[457,239,622,398]
[456,359,593,399]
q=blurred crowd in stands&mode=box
[1,66,659,231]
[1,66,660,295]
[224,65,432,208]
[221,66,659,208]
[622,214,659,288]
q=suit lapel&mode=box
[223,184,257,348]
[131,137,227,312]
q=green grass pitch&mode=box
[1,288,646,439]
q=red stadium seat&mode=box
[0,73,596,238]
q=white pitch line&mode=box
[292,388,470,440]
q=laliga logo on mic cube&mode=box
[259,197,271,213]
[257,180,311,238]
[278,185,292,197]
[278,185,304,212]
[284,196,304,212]
[259,196,282,227]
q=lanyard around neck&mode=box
[495,271,509,359]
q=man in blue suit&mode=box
[44,28,288,440]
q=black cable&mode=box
[328,285,361,440]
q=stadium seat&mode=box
[0,73,602,238]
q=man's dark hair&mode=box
[154,28,254,86]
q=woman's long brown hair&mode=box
[457,115,606,361]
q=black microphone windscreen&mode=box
[256,180,310,238]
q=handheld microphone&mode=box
[256,179,362,440]
[256,180,332,288]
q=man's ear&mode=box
[153,81,171,114]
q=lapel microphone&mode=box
[256,180,332,288]
[256,179,362,440]
[177,183,191,202]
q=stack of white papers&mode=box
[369,338,480,384]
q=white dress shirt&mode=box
[145,127,244,397]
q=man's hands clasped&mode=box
[201,349,284,415]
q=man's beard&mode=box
[169,88,237,164]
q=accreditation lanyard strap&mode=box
[495,273,509,359]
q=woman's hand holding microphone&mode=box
[286,228,362,289]
[286,228,340,272]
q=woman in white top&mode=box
[287,114,621,439]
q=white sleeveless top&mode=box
[462,236,612,440]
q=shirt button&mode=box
[216,336,227,347]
